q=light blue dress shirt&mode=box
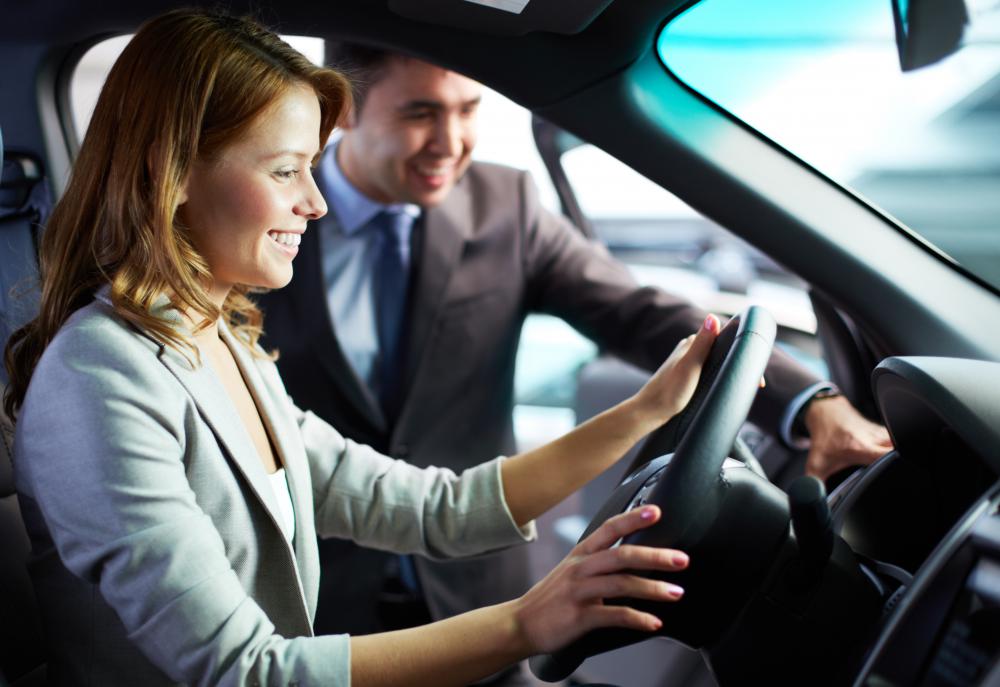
[316,144,420,390]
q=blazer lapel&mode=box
[219,325,317,592]
[402,182,473,398]
[291,222,386,431]
[155,340,287,534]
[92,290,283,527]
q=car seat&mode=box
[0,123,47,686]
[0,141,45,374]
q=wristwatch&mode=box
[780,382,842,450]
[793,387,843,436]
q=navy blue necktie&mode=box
[373,210,422,597]
[372,209,412,416]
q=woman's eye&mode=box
[274,169,298,180]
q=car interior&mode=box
[3,0,1000,686]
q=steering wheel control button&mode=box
[630,468,667,509]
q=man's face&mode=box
[337,57,481,207]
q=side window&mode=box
[562,143,818,336]
[469,93,598,451]
[70,36,130,138]
[561,142,827,370]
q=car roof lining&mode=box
[0,0,691,111]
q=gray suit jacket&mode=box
[256,160,818,630]
[14,293,533,686]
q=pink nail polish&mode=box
[703,315,715,331]
[666,584,685,599]
[672,552,689,568]
[640,507,656,521]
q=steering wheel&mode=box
[531,306,793,681]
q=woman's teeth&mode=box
[268,231,301,247]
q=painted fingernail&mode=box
[650,617,663,630]
[703,315,715,331]
[640,507,656,521]
[671,552,689,568]
[664,583,685,599]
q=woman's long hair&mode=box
[3,9,350,418]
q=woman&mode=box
[4,9,720,686]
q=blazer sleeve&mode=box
[516,169,818,432]
[291,399,537,556]
[15,324,349,687]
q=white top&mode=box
[267,467,296,543]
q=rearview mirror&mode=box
[892,0,969,70]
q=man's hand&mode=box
[803,395,893,481]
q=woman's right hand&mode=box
[511,505,687,655]
[631,314,720,426]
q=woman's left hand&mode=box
[633,314,720,423]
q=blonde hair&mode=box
[4,9,351,418]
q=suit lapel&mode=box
[402,181,473,397]
[291,221,386,431]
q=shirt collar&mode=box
[320,140,420,237]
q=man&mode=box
[256,44,892,683]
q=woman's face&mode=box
[180,84,327,302]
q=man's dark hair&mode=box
[326,42,401,115]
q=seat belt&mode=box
[0,151,48,384]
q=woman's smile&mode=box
[267,229,304,258]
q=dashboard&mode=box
[831,357,1000,686]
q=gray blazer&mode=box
[14,293,533,686]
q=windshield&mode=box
[658,0,1000,292]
